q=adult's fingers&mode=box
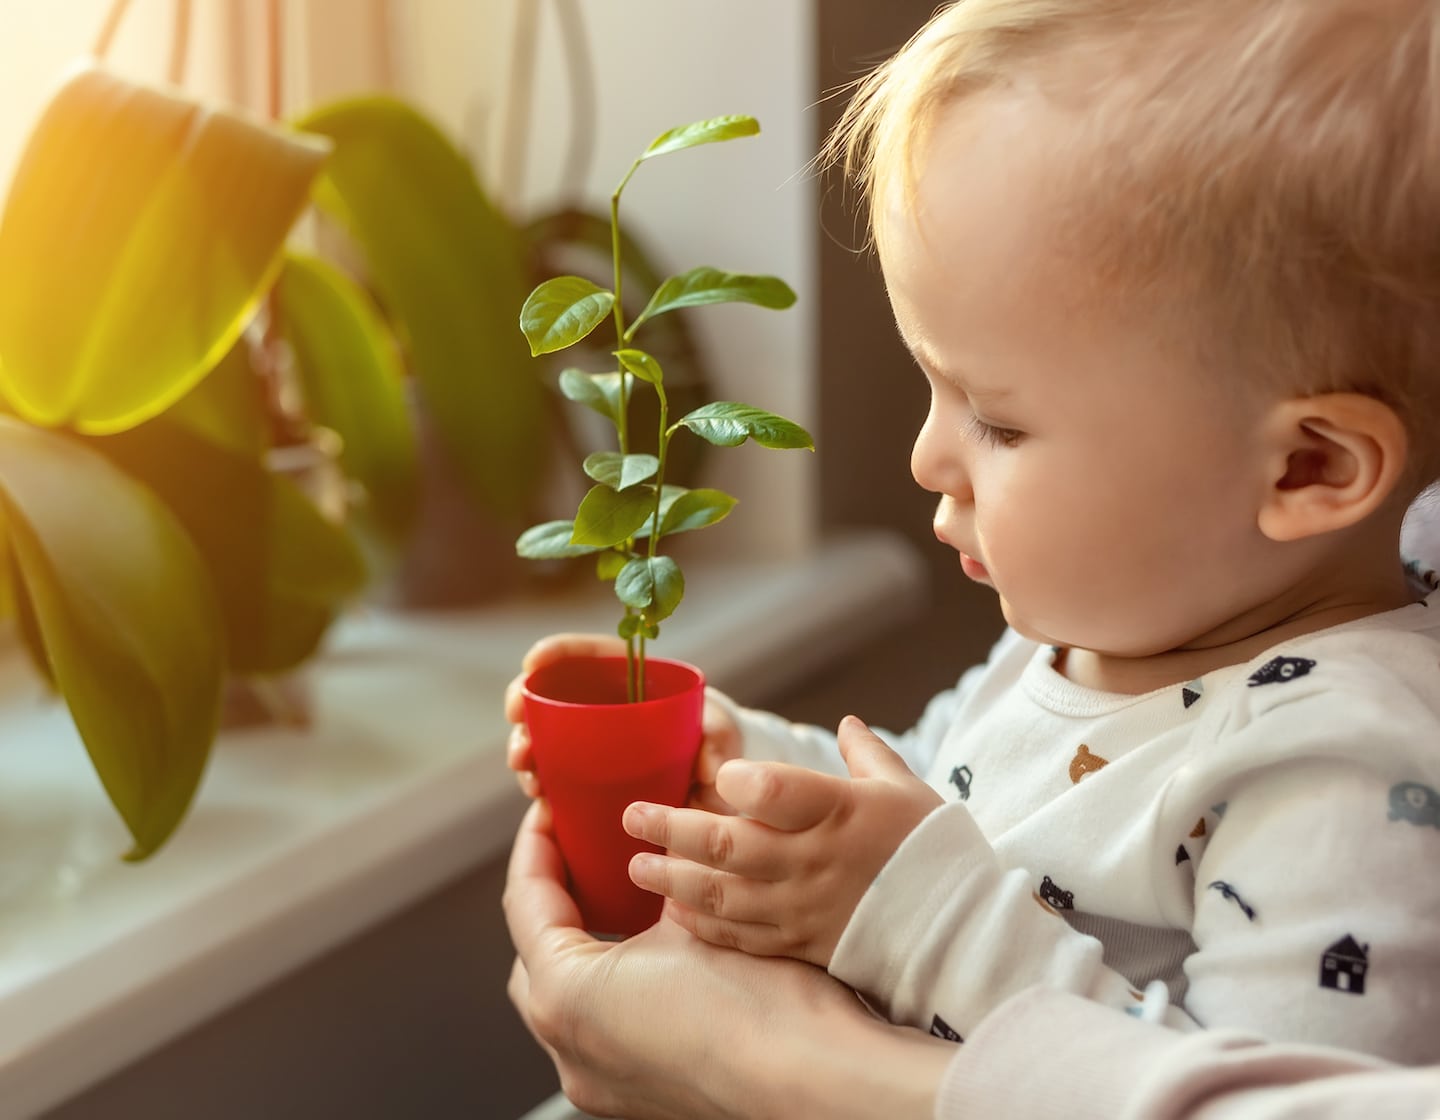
[501,799,592,963]
[503,672,527,724]
[505,635,627,723]
[521,632,626,673]
[507,723,533,770]
[714,759,848,832]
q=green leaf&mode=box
[516,520,602,559]
[596,551,629,580]
[0,417,223,859]
[10,535,53,690]
[615,348,662,385]
[163,338,268,457]
[519,276,616,356]
[583,451,659,490]
[641,115,759,161]
[558,369,625,426]
[275,253,419,560]
[674,402,815,450]
[659,487,738,537]
[91,417,367,675]
[0,65,328,435]
[630,267,796,336]
[295,95,547,521]
[633,484,688,540]
[616,556,685,622]
[617,614,642,640]
[571,484,656,548]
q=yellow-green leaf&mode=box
[294,95,547,521]
[583,451,659,490]
[0,65,329,434]
[658,487,737,537]
[630,267,796,337]
[516,519,603,560]
[615,555,685,621]
[674,402,815,449]
[520,276,616,356]
[276,253,419,558]
[0,417,223,858]
[163,337,269,457]
[571,484,656,548]
[615,348,662,385]
[640,115,759,161]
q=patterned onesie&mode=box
[708,591,1440,1064]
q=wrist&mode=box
[756,993,952,1120]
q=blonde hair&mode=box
[825,0,1440,487]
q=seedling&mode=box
[518,115,813,701]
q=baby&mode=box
[509,0,1440,1065]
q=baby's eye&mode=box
[962,414,1024,448]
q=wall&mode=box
[388,0,820,562]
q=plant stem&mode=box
[647,386,671,563]
[612,161,642,699]
[609,167,638,457]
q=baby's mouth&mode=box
[959,552,990,583]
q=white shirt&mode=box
[713,594,1440,1064]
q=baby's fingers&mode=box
[623,802,782,879]
[715,759,846,832]
[629,852,781,939]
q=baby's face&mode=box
[880,92,1286,657]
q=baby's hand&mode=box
[622,715,942,969]
[504,633,741,812]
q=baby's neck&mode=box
[1057,577,1420,695]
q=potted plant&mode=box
[515,115,814,936]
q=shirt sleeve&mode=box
[828,800,1186,1040]
[943,987,1440,1120]
[1174,684,1440,1065]
[705,656,988,778]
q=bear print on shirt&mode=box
[1034,874,1075,912]
[1068,745,1109,783]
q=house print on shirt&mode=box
[1319,935,1369,995]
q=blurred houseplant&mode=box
[0,2,569,859]
[0,63,354,861]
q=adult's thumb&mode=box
[837,715,911,781]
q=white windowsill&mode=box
[0,529,924,1118]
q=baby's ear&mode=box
[1256,393,1408,542]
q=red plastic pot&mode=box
[521,654,705,936]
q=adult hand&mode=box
[503,797,951,1120]
[622,715,943,968]
[503,632,741,812]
